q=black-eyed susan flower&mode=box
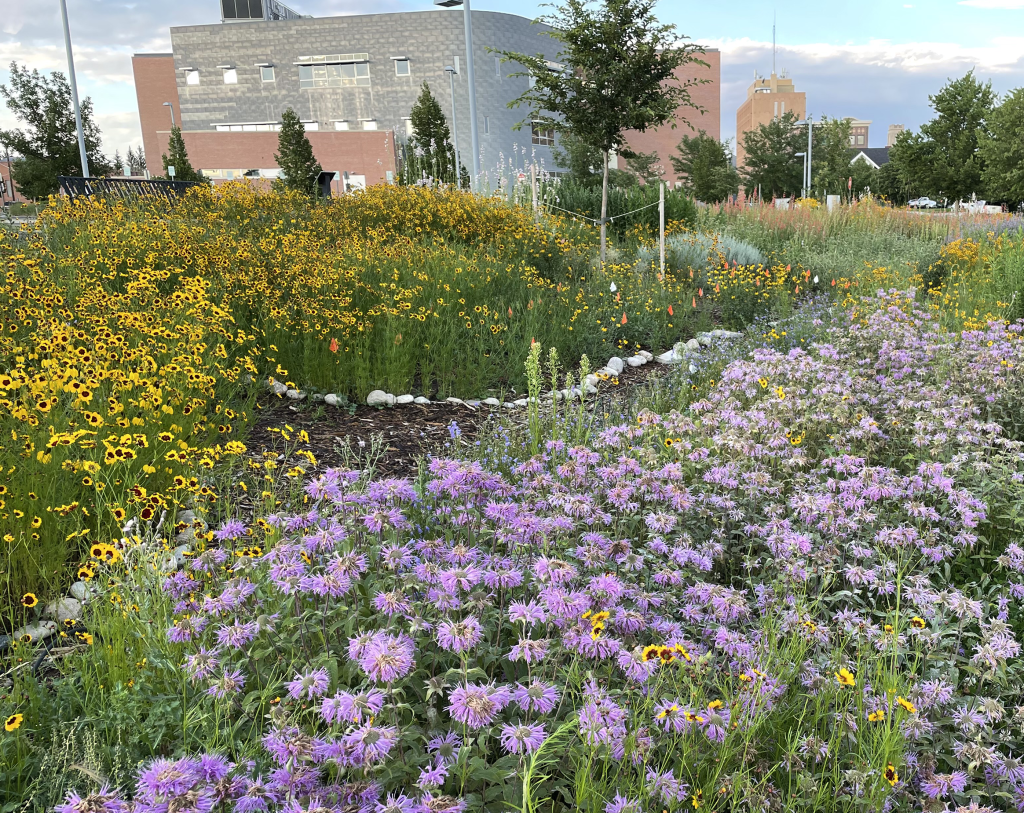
[835,668,856,687]
[20,593,37,609]
[4,714,23,732]
[884,765,899,786]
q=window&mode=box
[334,121,350,131]
[299,62,370,89]
[304,121,319,131]
[395,59,410,77]
[484,116,490,135]
[849,135,856,146]
[185,70,200,86]
[773,101,778,117]
[531,122,554,147]
[215,122,282,132]
[857,135,865,145]
[403,118,413,137]
[495,56,501,78]
[260,66,275,82]
[454,56,460,75]
[362,120,377,131]
[223,68,238,84]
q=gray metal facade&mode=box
[169,9,561,182]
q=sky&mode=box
[2,0,1023,160]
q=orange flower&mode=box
[329,338,339,353]
[668,304,674,316]
[621,312,628,325]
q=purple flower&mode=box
[286,667,330,700]
[426,731,463,766]
[354,633,416,684]
[652,698,689,734]
[508,601,547,625]
[262,726,316,765]
[57,786,128,813]
[233,778,281,813]
[499,722,546,754]
[344,722,399,765]
[206,669,245,700]
[184,648,220,682]
[214,519,247,540]
[700,702,732,743]
[508,637,549,664]
[321,689,386,725]
[645,768,688,805]
[436,616,483,653]
[167,615,207,643]
[604,793,640,813]
[373,590,411,617]
[513,679,559,715]
[417,760,449,788]
[920,771,969,799]
[374,792,420,813]
[447,683,512,728]
[215,620,259,649]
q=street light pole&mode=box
[796,152,807,199]
[59,0,90,178]
[445,67,462,186]
[435,0,481,190]
[163,102,176,129]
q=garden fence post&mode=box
[659,180,665,276]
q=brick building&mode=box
[846,119,871,149]
[735,72,806,170]
[133,3,721,188]
[1,160,28,205]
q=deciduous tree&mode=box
[670,130,738,203]
[739,111,804,199]
[980,87,1024,206]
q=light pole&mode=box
[163,102,176,129]
[795,152,807,199]
[444,66,462,186]
[59,0,89,178]
[434,0,480,189]
[795,117,813,198]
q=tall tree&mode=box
[403,82,466,187]
[625,150,663,184]
[810,117,854,198]
[126,146,147,176]
[979,87,1024,206]
[890,71,995,203]
[499,0,706,262]
[0,62,111,199]
[849,156,878,199]
[160,127,203,182]
[552,129,637,187]
[740,110,804,199]
[670,130,739,203]
[275,108,323,196]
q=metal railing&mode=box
[57,176,205,202]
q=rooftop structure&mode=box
[735,71,806,169]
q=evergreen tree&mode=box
[404,82,465,187]
[275,108,322,195]
[0,62,112,198]
[670,131,739,203]
[161,126,203,182]
[113,149,125,176]
[979,87,1024,206]
[739,111,805,199]
[126,146,147,176]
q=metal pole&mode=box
[59,0,90,178]
[462,0,481,190]
[659,181,665,276]
[447,69,462,186]
[806,118,813,198]
[164,103,176,129]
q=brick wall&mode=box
[132,54,181,177]
[622,49,721,185]
[1,160,27,204]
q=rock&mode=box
[695,333,714,347]
[173,544,190,567]
[285,389,306,401]
[514,398,529,407]
[325,394,343,407]
[626,356,645,367]
[637,350,653,361]
[584,374,599,387]
[160,554,179,573]
[367,390,395,407]
[69,581,92,603]
[710,329,743,340]
[309,393,325,403]
[466,400,481,407]
[44,598,82,624]
[656,349,682,364]
[413,396,431,405]
[269,380,288,396]
[503,402,517,408]
[175,528,197,545]
[606,357,625,375]
[689,363,698,374]
[445,397,466,407]
[685,338,702,352]
[482,397,500,406]
[395,394,415,405]
[13,621,57,644]
[584,383,598,395]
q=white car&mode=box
[908,197,938,209]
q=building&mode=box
[133,3,721,188]
[0,160,28,205]
[846,119,870,148]
[850,147,890,170]
[887,124,905,147]
[735,72,806,169]
[620,50,721,185]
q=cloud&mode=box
[958,0,1024,8]
[708,37,1024,146]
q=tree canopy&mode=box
[161,127,204,183]
[740,111,804,199]
[670,130,739,203]
[810,117,853,198]
[403,82,467,187]
[0,62,111,199]
[980,87,1024,206]
[275,109,323,196]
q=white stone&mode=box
[695,333,713,347]
[466,400,481,407]
[325,394,343,407]
[584,374,599,387]
[160,554,179,573]
[514,398,528,407]
[689,363,698,374]
[270,380,288,396]
[445,397,466,407]
[606,357,625,375]
[584,383,598,395]
[414,396,431,405]
[626,356,645,367]
[367,390,395,407]
[69,581,92,603]
[309,393,325,403]
[13,621,57,644]
[173,544,191,567]
[656,349,682,364]
[710,329,743,340]
[503,402,517,408]
[395,394,415,405]
[285,389,306,401]
[44,597,82,623]
[638,350,653,361]
[482,397,500,406]
[685,338,702,352]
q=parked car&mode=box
[908,197,938,209]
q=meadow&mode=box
[2,187,1024,813]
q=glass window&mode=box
[362,120,377,131]
[404,119,413,137]
[334,121,349,130]
[186,70,200,86]
[223,69,238,84]
[299,61,370,89]
[857,135,865,145]
[531,123,554,147]
[395,59,410,77]
[260,66,275,82]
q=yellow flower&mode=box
[835,668,856,687]
[884,764,899,786]
[20,593,38,609]
[896,696,916,714]
[868,709,885,722]
[911,616,926,629]
[4,714,23,732]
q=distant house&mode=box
[850,147,891,170]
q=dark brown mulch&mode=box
[246,359,671,479]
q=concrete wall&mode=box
[163,9,563,185]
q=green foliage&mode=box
[402,82,467,187]
[160,126,203,183]
[980,87,1024,206]
[552,130,639,188]
[0,62,112,199]
[810,117,854,197]
[670,130,739,203]
[889,70,996,202]
[547,178,696,238]
[740,111,804,198]
[849,156,878,198]
[624,150,664,184]
[274,109,323,196]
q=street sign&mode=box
[168,166,176,178]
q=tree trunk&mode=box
[600,149,609,264]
